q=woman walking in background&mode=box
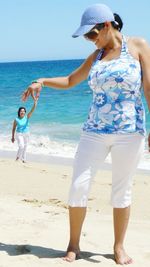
[11,99,37,163]
[21,3,150,265]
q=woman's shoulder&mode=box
[86,49,103,64]
[82,49,101,69]
[127,35,149,48]
[85,49,100,62]
[126,35,150,58]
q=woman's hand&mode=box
[148,133,150,152]
[11,137,15,143]
[22,82,42,102]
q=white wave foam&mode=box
[0,133,77,158]
[0,133,150,171]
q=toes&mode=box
[62,251,77,262]
[126,258,133,264]
[62,256,73,262]
[115,255,133,265]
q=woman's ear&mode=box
[104,21,111,28]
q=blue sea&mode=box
[0,60,150,170]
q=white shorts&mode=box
[68,131,145,208]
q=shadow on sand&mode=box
[0,242,114,263]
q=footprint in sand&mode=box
[48,199,68,209]
[22,198,68,209]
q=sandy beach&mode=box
[0,156,150,267]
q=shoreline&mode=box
[0,149,149,175]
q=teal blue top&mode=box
[16,115,29,133]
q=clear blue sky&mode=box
[0,0,150,62]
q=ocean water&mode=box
[0,60,150,170]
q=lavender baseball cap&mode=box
[72,4,114,38]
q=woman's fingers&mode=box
[31,89,37,100]
[22,84,42,101]
[22,87,32,101]
[22,91,28,102]
[35,86,42,99]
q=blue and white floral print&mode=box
[83,35,146,136]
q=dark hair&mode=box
[17,107,26,117]
[111,13,123,32]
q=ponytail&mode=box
[112,13,123,32]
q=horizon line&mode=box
[0,58,85,64]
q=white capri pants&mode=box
[16,132,30,161]
[68,131,145,208]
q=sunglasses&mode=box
[84,23,104,41]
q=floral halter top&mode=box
[83,35,146,136]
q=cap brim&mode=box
[72,24,95,38]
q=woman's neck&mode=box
[104,31,122,52]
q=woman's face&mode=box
[84,22,111,49]
[94,23,111,49]
[19,108,26,118]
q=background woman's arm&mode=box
[27,100,38,118]
[11,120,17,143]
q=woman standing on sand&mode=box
[21,4,150,265]
[11,99,37,162]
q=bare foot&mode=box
[114,247,133,265]
[62,248,80,262]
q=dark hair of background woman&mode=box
[17,107,26,117]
